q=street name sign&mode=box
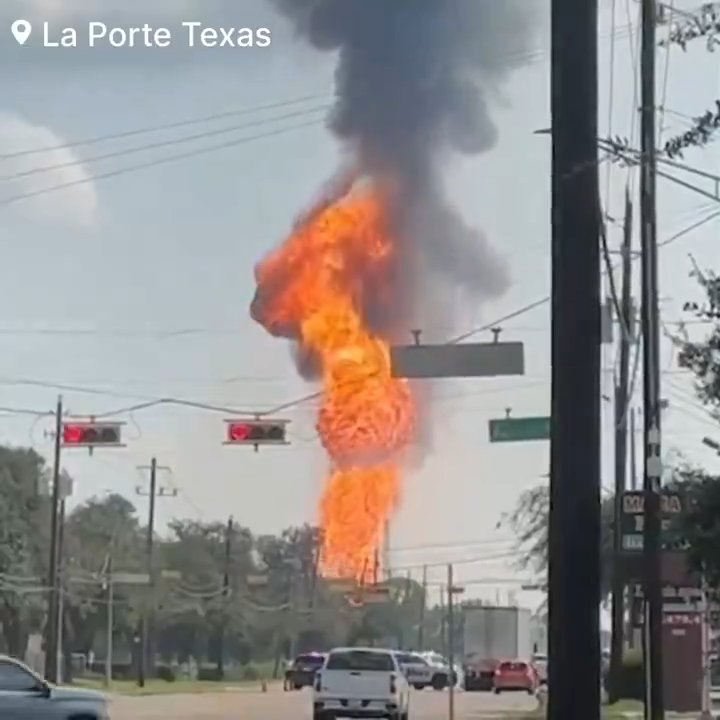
[390,342,524,379]
[488,416,551,442]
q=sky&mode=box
[0,0,718,611]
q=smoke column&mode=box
[270,0,538,336]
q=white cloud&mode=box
[0,113,98,228]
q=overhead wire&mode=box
[0,104,330,184]
[0,92,331,161]
[0,117,323,209]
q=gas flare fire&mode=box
[251,185,416,580]
[252,0,538,581]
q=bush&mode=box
[155,664,177,682]
[242,663,259,681]
[197,666,224,682]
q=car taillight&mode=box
[389,673,397,694]
[314,672,322,691]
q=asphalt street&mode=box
[110,687,538,719]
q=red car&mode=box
[493,660,539,694]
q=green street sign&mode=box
[488,416,551,443]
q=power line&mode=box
[0,104,329,184]
[0,117,322,210]
[0,93,330,161]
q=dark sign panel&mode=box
[620,490,685,552]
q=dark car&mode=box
[463,655,498,691]
[285,652,326,690]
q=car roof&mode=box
[329,647,394,654]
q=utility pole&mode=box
[639,0,664,715]
[628,407,640,650]
[135,458,174,687]
[45,395,63,684]
[217,516,233,678]
[56,496,67,685]
[447,564,455,720]
[383,519,391,580]
[548,0,601,717]
[105,556,114,688]
[609,192,634,702]
[418,565,427,651]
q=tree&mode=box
[504,484,615,599]
[506,468,720,595]
[0,447,51,656]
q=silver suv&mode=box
[0,654,109,719]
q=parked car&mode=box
[285,652,326,690]
[493,659,539,694]
[531,652,548,685]
[394,651,452,690]
[419,652,460,686]
[313,647,410,720]
[463,655,498,691]
[0,654,110,719]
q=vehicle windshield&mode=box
[326,650,395,672]
[499,661,528,671]
[397,653,427,665]
[295,654,324,667]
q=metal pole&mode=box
[639,0,664,715]
[418,565,427,651]
[105,558,113,688]
[447,564,455,720]
[701,579,712,720]
[139,457,157,687]
[610,192,634,701]
[548,0,601,714]
[45,395,63,683]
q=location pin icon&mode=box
[11,19,32,46]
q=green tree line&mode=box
[0,451,441,681]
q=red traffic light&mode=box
[62,422,122,447]
[224,419,288,445]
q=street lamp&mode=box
[702,437,720,454]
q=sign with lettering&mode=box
[620,491,686,553]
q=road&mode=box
[110,687,537,719]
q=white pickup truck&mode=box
[313,647,410,720]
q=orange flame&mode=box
[252,183,416,581]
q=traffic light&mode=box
[62,421,123,448]
[223,418,289,446]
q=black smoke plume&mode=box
[269,0,539,338]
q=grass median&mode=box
[73,676,278,696]
[516,699,643,719]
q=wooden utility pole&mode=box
[609,191,634,701]
[45,396,63,683]
[447,564,455,720]
[418,565,427,650]
[135,458,175,686]
[548,0,601,716]
[217,516,234,677]
[639,0,664,715]
[105,556,114,688]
